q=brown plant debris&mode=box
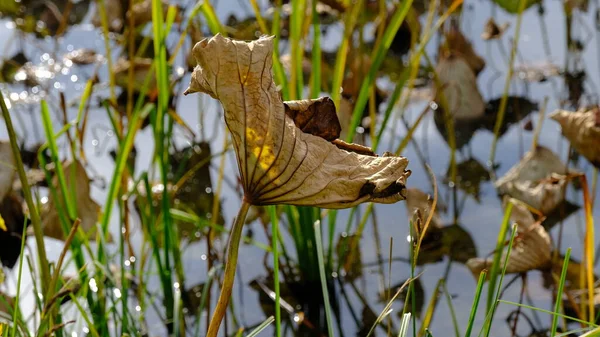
[495,146,571,214]
[481,18,509,40]
[185,34,410,209]
[41,160,102,241]
[551,107,600,168]
[467,199,552,277]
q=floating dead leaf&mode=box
[92,0,124,32]
[495,146,571,214]
[41,160,103,242]
[128,0,181,27]
[336,234,362,280]
[435,53,485,121]
[467,201,552,278]
[551,108,600,168]
[481,18,509,40]
[0,193,27,269]
[442,21,485,75]
[185,34,410,208]
[0,141,16,202]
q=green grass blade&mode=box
[310,0,321,99]
[247,316,275,337]
[483,224,518,336]
[269,206,282,337]
[10,221,27,337]
[40,100,76,220]
[464,271,487,337]
[0,91,50,292]
[498,300,599,327]
[552,248,572,336]
[314,220,335,337]
[199,1,225,35]
[398,313,412,337]
[486,203,513,311]
[344,0,413,142]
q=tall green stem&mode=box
[0,92,50,293]
[206,200,251,337]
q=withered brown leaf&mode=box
[495,146,572,214]
[185,34,410,209]
[467,199,552,278]
[551,108,600,168]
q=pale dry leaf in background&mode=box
[551,108,600,168]
[442,22,485,75]
[185,34,410,208]
[495,146,571,214]
[0,141,16,202]
[467,199,552,277]
[42,160,103,241]
[435,53,485,121]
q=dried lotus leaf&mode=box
[550,108,600,168]
[495,146,571,214]
[185,34,410,208]
[283,97,340,141]
[443,23,485,75]
[435,54,485,121]
[467,223,552,277]
[42,160,103,241]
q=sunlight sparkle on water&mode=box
[135,305,141,312]
[89,278,98,293]
[113,289,122,299]
[71,332,77,337]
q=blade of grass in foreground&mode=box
[315,220,335,337]
[551,248,571,336]
[310,0,321,99]
[247,316,275,337]
[498,300,599,327]
[464,271,487,337]
[0,91,50,292]
[398,313,412,337]
[483,224,518,337]
[486,202,513,312]
[10,222,27,337]
[344,0,413,142]
[581,175,596,322]
[269,206,282,337]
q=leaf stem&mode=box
[206,199,251,337]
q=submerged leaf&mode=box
[442,23,485,75]
[495,146,571,214]
[185,34,410,208]
[41,160,102,241]
[467,201,552,277]
[405,188,441,229]
[551,108,600,168]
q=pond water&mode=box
[0,0,599,336]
